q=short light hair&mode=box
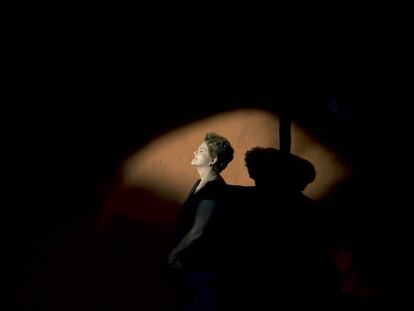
[204,132,234,173]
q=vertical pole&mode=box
[279,106,291,154]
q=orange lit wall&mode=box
[121,109,350,203]
[45,108,353,311]
[98,108,352,224]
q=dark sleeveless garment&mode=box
[174,179,227,271]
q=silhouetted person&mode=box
[167,132,234,311]
[235,147,340,309]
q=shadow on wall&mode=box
[38,107,354,310]
[121,108,280,203]
[121,108,351,203]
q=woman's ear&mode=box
[210,157,218,166]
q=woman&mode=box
[167,132,234,311]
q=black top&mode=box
[174,178,227,271]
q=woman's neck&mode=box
[195,167,218,192]
[196,166,217,182]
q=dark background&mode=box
[5,38,376,308]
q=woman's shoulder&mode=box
[196,179,227,200]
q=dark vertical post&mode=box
[279,106,291,154]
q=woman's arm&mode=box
[167,199,216,265]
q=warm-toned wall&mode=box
[121,108,351,207]
[44,108,353,310]
[122,108,279,204]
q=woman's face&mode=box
[191,141,213,167]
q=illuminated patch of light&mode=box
[121,108,351,206]
[122,109,279,203]
[291,122,352,199]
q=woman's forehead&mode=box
[199,141,208,149]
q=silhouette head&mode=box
[244,147,316,191]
